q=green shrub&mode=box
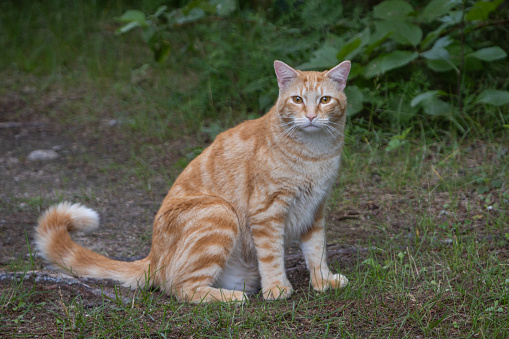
[116,0,509,139]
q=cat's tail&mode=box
[35,202,150,289]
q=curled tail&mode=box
[35,202,150,289]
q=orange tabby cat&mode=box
[35,60,351,302]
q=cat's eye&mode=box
[292,96,303,104]
[320,96,331,104]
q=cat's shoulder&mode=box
[215,114,271,143]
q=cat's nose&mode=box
[306,114,316,122]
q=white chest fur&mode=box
[284,156,340,241]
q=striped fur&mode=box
[35,60,351,302]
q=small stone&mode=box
[22,85,36,93]
[26,252,43,259]
[7,157,20,165]
[499,147,508,157]
[27,149,60,162]
[108,119,118,127]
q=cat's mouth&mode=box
[290,117,329,133]
[299,121,325,132]
[301,124,321,131]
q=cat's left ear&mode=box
[325,61,351,91]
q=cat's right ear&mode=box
[274,60,299,90]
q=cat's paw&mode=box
[312,273,348,292]
[223,291,249,303]
[263,282,293,300]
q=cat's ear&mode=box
[274,60,299,89]
[325,61,351,91]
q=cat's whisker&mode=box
[324,123,339,133]
[275,125,293,139]
[286,125,299,137]
[326,124,354,142]
[323,125,337,139]
[327,121,342,126]
[279,120,296,127]
[327,122,350,135]
[272,124,297,147]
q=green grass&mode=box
[2,227,508,337]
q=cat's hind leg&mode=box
[159,196,248,302]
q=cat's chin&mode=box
[300,125,323,133]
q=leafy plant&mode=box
[115,0,508,139]
[116,1,237,63]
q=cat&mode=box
[35,60,351,302]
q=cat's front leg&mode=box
[250,202,293,300]
[300,206,348,292]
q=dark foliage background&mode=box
[1,0,508,146]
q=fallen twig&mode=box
[0,122,44,129]
[0,270,131,304]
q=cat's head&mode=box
[274,60,350,135]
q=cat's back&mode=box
[215,114,271,155]
[206,111,280,164]
[167,114,271,196]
